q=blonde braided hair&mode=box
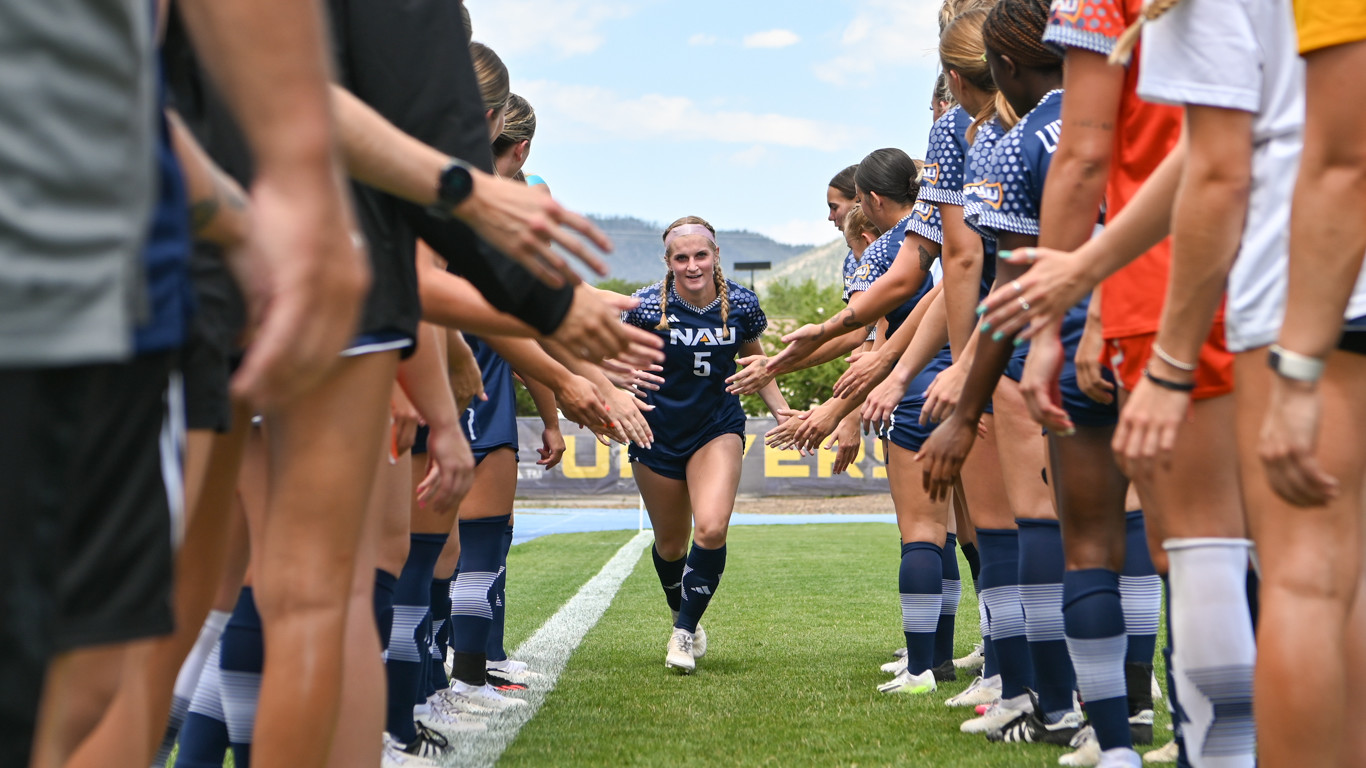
[656,216,724,331]
[1109,0,1183,65]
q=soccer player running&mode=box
[624,217,789,674]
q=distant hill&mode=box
[756,239,848,291]
[587,215,819,286]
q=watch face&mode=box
[440,162,473,205]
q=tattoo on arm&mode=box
[189,197,220,234]
[837,309,863,330]
[918,244,936,272]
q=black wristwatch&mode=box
[428,158,475,219]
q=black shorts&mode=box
[53,352,179,652]
[183,243,245,432]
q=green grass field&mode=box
[171,523,1170,767]
[501,523,1170,768]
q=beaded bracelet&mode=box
[1151,342,1197,372]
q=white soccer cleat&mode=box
[437,680,529,713]
[960,692,1031,734]
[1142,740,1178,763]
[945,673,1002,708]
[487,659,544,683]
[893,646,908,659]
[954,643,986,670]
[1060,725,1100,766]
[881,655,909,675]
[877,668,936,695]
[665,628,696,673]
[1151,672,1163,702]
[1097,747,1143,768]
[671,610,707,658]
[382,733,440,768]
[417,701,489,736]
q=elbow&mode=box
[1056,148,1111,185]
[1187,158,1253,205]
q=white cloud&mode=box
[518,80,854,151]
[729,145,769,168]
[758,218,842,247]
[466,0,636,58]
[814,0,942,87]
[742,28,801,49]
[688,33,719,46]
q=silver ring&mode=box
[1011,279,1024,294]
[1018,298,1031,311]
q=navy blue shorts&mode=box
[629,425,744,481]
[1058,362,1118,428]
[887,353,953,453]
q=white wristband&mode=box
[1267,344,1325,383]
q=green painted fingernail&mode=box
[975,304,987,316]
[992,331,1004,342]
[980,321,992,332]
[1013,337,1025,347]
[998,249,1013,259]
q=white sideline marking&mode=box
[441,530,653,767]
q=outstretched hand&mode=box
[977,248,1091,341]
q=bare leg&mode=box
[634,466,693,562]
[250,352,397,768]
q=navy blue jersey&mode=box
[461,334,519,453]
[847,214,935,336]
[841,248,860,303]
[134,93,194,354]
[968,90,1064,239]
[622,279,767,452]
[907,198,943,246]
[962,119,1006,295]
[920,106,973,207]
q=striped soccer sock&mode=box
[155,609,231,766]
[385,534,446,743]
[171,638,231,768]
[220,588,262,768]
[977,528,1034,699]
[486,521,515,662]
[899,541,944,676]
[935,533,962,668]
[1065,568,1131,751]
[676,543,726,633]
[1019,519,1075,722]
[450,516,510,686]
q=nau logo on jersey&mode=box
[1050,0,1084,23]
[913,200,935,221]
[922,162,941,185]
[670,326,735,346]
[1037,119,1063,154]
[964,181,1004,210]
[853,263,874,281]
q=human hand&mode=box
[447,331,486,412]
[1075,317,1114,406]
[390,386,421,459]
[825,412,863,474]
[921,361,967,425]
[978,248,1092,341]
[725,355,773,395]
[1111,366,1192,480]
[231,169,369,408]
[416,421,476,511]
[768,323,827,375]
[455,171,610,288]
[1259,375,1338,506]
[537,426,566,469]
[552,286,664,366]
[916,417,979,502]
[832,349,895,401]
[599,384,654,448]
[1018,326,1072,432]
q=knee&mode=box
[655,540,687,561]
[691,524,728,551]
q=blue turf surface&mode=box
[511,507,895,545]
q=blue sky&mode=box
[468,0,944,248]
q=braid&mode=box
[655,271,673,330]
[714,263,731,327]
[983,0,1061,70]
[1110,0,1182,65]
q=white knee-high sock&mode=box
[1165,538,1256,768]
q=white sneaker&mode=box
[1060,725,1101,766]
[954,643,985,670]
[946,674,1002,708]
[671,610,706,658]
[438,680,529,713]
[961,692,1031,734]
[877,668,936,695]
[1142,740,1178,763]
[893,646,908,659]
[487,659,543,683]
[417,700,489,736]
[881,655,909,675]
[1097,747,1142,768]
[382,733,439,768]
[665,628,696,673]
[1151,672,1163,702]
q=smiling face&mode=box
[665,235,719,302]
[827,186,856,230]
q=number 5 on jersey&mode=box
[693,351,712,377]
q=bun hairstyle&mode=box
[940,8,1002,143]
[469,41,510,116]
[656,216,728,331]
[829,165,859,200]
[933,72,957,109]
[842,204,880,241]
[983,0,1063,70]
[855,148,921,207]
[493,94,537,157]
[1110,0,1182,64]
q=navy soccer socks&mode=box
[384,533,446,744]
[450,515,510,685]
[676,543,725,633]
[976,528,1034,699]
[652,544,685,613]
[1065,568,1131,751]
[936,533,961,669]
[1018,519,1075,722]
[899,541,943,676]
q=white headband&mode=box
[664,223,717,249]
